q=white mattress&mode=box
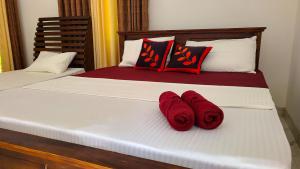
[0,79,291,169]
[0,68,84,91]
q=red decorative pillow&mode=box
[164,44,212,74]
[135,39,174,72]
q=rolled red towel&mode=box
[181,90,224,129]
[159,91,195,131]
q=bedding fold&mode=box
[182,90,224,129]
[159,91,195,131]
[0,68,84,91]
[24,76,275,110]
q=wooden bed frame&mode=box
[0,27,265,169]
[34,16,95,71]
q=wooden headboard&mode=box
[119,27,266,70]
[33,16,94,71]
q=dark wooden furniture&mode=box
[0,27,266,169]
[119,27,266,70]
[34,16,94,71]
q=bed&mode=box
[0,27,291,169]
[0,16,94,91]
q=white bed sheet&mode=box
[0,87,291,169]
[0,68,84,91]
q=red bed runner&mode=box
[76,67,268,88]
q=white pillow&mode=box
[186,36,257,72]
[25,51,76,74]
[119,39,143,67]
[119,36,175,67]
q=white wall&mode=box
[149,0,299,107]
[287,0,300,131]
[18,0,58,66]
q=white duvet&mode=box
[0,76,291,169]
[0,68,84,91]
